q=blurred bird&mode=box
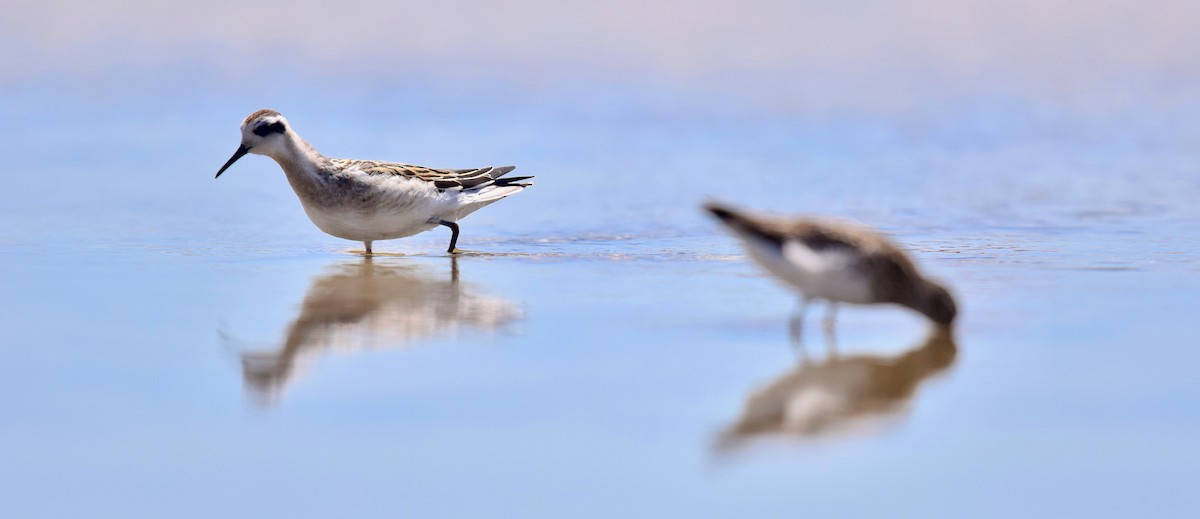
[705,201,957,331]
[216,109,533,254]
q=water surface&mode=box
[2,2,1200,517]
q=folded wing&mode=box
[344,160,534,191]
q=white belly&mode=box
[743,237,873,304]
[301,203,440,241]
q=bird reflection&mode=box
[718,326,957,449]
[236,257,522,405]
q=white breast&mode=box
[288,173,454,241]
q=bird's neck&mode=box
[268,133,321,171]
[907,281,947,324]
[268,133,325,181]
[260,133,335,208]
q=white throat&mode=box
[267,132,322,170]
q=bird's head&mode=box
[215,109,292,178]
[918,280,959,327]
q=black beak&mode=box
[215,145,251,178]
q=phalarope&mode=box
[216,109,533,254]
[705,202,957,329]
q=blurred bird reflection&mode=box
[236,257,522,405]
[718,327,957,449]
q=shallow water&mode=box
[4,3,1200,517]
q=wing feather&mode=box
[331,160,525,191]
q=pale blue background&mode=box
[2,1,1199,517]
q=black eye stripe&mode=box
[252,121,286,136]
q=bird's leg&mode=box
[438,219,461,253]
[789,297,809,363]
[823,303,839,356]
[363,241,373,255]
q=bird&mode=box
[215,109,533,254]
[704,201,957,331]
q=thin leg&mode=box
[439,219,460,253]
[789,297,809,363]
[364,241,373,255]
[823,303,839,355]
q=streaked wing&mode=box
[790,225,861,253]
[741,219,861,254]
[334,159,529,190]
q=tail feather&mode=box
[704,201,784,249]
[704,201,745,226]
[492,165,517,175]
[495,175,534,187]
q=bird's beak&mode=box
[215,145,251,178]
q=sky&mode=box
[3,0,1198,112]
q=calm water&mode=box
[3,2,1200,517]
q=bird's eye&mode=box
[252,121,286,136]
